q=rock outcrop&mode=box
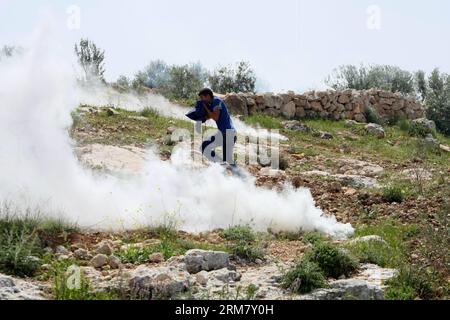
[0,274,47,300]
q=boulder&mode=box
[73,248,89,260]
[320,131,334,140]
[90,254,109,268]
[281,101,296,118]
[95,240,114,256]
[424,134,440,148]
[300,279,384,300]
[299,264,397,300]
[107,107,120,116]
[283,120,312,133]
[412,118,436,133]
[296,106,306,118]
[184,249,230,274]
[149,252,165,263]
[365,123,385,138]
[108,255,121,269]
[128,266,189,299]
[55,245,70,256]
[224,93,248,116]
[354,113,367,123]
[338,94,351,104]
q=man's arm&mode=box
[203,104,220,121]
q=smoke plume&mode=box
[0,23,353,238]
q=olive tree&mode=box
[209,61,256,94]
[326,64,415,96]
[426,68,450,135]
[74,39,106,83]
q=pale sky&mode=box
[1,0,450,92]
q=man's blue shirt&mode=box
[185,97,235,133]
[208,97,235,133]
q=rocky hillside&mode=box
[1,103,449,300]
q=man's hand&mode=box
[203,103,220,121]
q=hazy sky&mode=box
[1,0,450,92]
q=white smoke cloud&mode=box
[0,22,353,238]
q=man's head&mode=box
[198,88,214,105]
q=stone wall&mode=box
[222,89,425,122]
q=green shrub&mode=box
[307,242,359,278]
[220,225,256,243]
[353,219,417,267]
[245,284,259,300]
[140,107,160,119]
[364,106,385,125]
[382,184,406,203]
[346,240,393,267]
[221,225,265,262]
[408,121,436,138]
[228,241,265,262]
[53,261,119,300]
[0,205,78,277]
[397,118,412,133]
[116,246,155,264]
[281,259,327,294]
[385,266,442,300]
[0,228,41,277]
[302,231,328,245]
[0,208,42,277]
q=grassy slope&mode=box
[1,107,448,300]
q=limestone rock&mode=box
[365,123,385,138]
[95,240,114,256]
[0,274,46,300]
[283,120,312,132]
[108,255,121,269]
[281,101,296,118]
[354,113,367,123]
[209,268,241,283]
[55,245,70,256]
[107,107,120,116]
[298,264,397,300]
[195,271,209,286]
[184,249,230,274]
[90,254,109,268]
[128,265,189,299]
[411,118,436,133]
[73,248,89,260]
[424,134,440,148]
[300,279,384,300]
[149,252,165,263]
[224,93,248,116]
[320,131,334,140]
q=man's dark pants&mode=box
[201,130,237,164]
